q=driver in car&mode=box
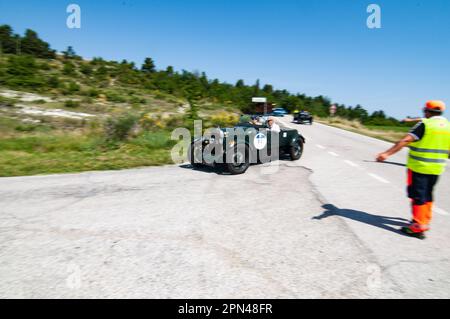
[267,117,281,133]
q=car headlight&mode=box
[228,140,236,147]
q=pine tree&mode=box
[62,46,77,59]
[235,79,245,88]
[20,29,55,58]
[263,84,273,94]
[141,57,156,73]
[0,25,16,54]
[166,66,174,75]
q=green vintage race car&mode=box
[189,117,306,175]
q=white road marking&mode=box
[316,144,326,150]
[435,207,449,216]
[368,173,390,184]
[344,160,359,168]
[328,151,339,157]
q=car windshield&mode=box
[238,115,268,127]
[239,115,252,124]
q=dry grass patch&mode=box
[317,117,408,143]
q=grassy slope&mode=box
[0,55,241,177]
[316,117,410,143]
[0,129,176,177]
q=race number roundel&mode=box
[254,133,267,150]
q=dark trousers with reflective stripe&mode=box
[407,169,439,205]
[407,169,439,232]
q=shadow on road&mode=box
[179,156,294,175]
[364,160,406,167]
[179,164,225,175]
[290,121,311,126]
[313,204,411,236]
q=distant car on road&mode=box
[189,117,306,175]
[294,111,313,125]
[272,108,289,117]
[271,109,286,117]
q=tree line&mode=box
[0,25,55,58]
[0,24,405,126]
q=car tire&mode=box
[289,140,303,161]
[226,145,250,175]
[189,143,203,169]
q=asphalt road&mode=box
[0,116,449,298]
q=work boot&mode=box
[401,227,426,240]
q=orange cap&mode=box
[425,100,446,113]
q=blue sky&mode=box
[1,0,449,119]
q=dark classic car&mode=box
[294,111,313,125]
[189,117,306,175]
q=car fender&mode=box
[289,134,306,146]
[298,134,306,144]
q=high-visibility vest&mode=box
[407,117,450,175]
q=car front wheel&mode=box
[289,140,303,161]
[226,145,250,175]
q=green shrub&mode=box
[60,81,80,95]
[164,115,186,129]
[131,131,174,149]
[62,61,76,75]
[140,114,166,131]
[129,96,146,104]
[155,92,168,100]
[39,62,51,70]
[82,96,93,104]
[80,63,93,76]
[131,103,141,110]
[104,114,138,141]
[47,75,60,88]
[3,55,45,88]
[0,68,6,82]
[5,77,44,88]
[65,100,80,108]
[95,66,108,78]
[0,96,16,107]
[105,92,127,103]
[67,81,80,93]
[14,123,51,133]
[90,57,105,66]
[15,124,37,132]
[87,88,100,98]
[6,55,38,77]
